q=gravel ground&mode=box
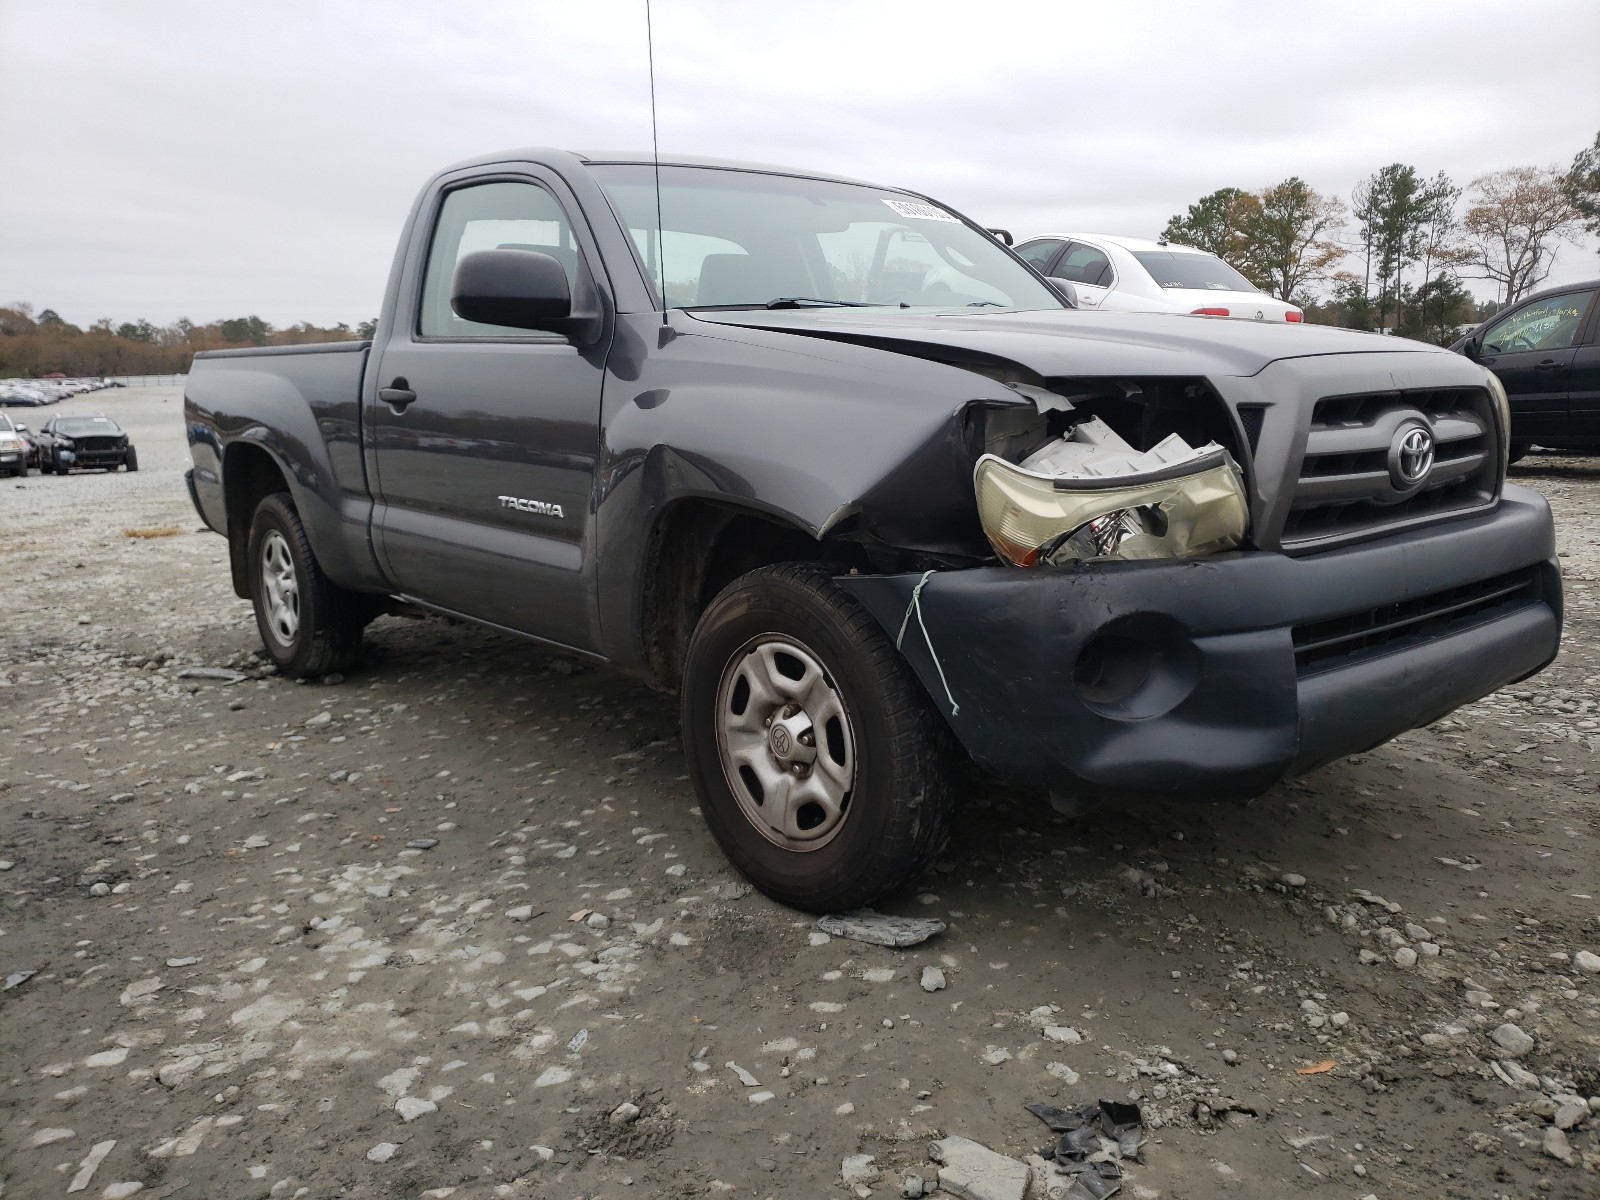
[2,386,1597,1200]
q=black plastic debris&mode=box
[1098,1100,1144,1161]
[1062,1160,1123,1200]
[1026,1098,1146,1198]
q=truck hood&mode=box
[688,306,1439,380]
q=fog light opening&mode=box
[1072,614,1202,720]
[1073,634,1156,707]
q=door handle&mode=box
[379,378,417,411]
[1533,360,1561,372]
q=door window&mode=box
[1482,290,1596,354]
[1016,239,1064,271]
[1055,242,1114,287]
[419,181,582,337]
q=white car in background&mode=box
[1015,233,1304,323]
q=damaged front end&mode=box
[974,391,1249,568]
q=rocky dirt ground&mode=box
[1,386,1597,1200]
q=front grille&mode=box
[1292,566,1540,674]
[79,436,121,452]
[1281,387,1498,549]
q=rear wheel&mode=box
[246,492,364,678]
[681,562,953,912]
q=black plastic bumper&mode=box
[840,485,1562,798]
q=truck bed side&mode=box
[184,341,387,598]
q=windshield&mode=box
[1132,250,1260,294]
[591,164,1061,312]
[56,417,121,436]
[0,414,14,431]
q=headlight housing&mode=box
[975,448,1250,566]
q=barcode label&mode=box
[882,198,961,223]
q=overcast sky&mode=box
[2,0,1597,327]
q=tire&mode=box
[246,492,364,678]
[1507,443,1530,465]
[125,447,139,472]
[54,458,69,475]
[681,562,954,912]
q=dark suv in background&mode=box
[1454,279,1600,461]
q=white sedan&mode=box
[1015,232,1303,323]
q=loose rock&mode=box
[928,1135,1029,1200]
[1491,1023,1535,1058]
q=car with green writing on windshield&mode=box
[1453,279,1600,461]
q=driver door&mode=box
[1477,288,1596,442]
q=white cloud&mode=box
[1,0,1595,325]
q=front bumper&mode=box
[60,449,127,469]
[841,485,1562,798]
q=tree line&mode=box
[0,304,377,378]
[1163,130,1600,344]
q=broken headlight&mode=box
[974,417,1249,566]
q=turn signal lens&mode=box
[1284,311,1304,323]
[974,451,1250,567]
[1191,307,1230,317]
[1483,368,1511,475]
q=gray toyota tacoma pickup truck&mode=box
[184,149,1562,911]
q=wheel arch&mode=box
[222,440,297,598]
[636,495,871,692]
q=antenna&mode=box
[645,0,667,326]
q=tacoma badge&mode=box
[498,495,565,518]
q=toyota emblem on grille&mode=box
[1388,423,1435,493]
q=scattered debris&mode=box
[1295,1059,1337,1076]
[817,909,947,948]
[842,1154,879,1185]
[176,665,247,682]
[920,965,947,992]
[66,1139,115,1193]
[4,968,37,992]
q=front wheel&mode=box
[1507,443,1530,465]
[681,563,953,912]
[125,447,139,471]
[246,492,364,677]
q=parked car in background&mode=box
[0,412,30,476]
[12,420,41,471]
[0,376,119,406]
[35,414,138,474]
[1015,233,1304,322]
[1451,279,1599,462]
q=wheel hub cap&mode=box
[260,530,300,647]
[715,637,856,852]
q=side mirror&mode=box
[1460,336,1479,360]
[987,227,1014,247]
[451,249,572,330]
[1048,278,1081,308]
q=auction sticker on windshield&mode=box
[882,198,960,223]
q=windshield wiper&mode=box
[966,300,1006,308]
[763,297,876,309]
